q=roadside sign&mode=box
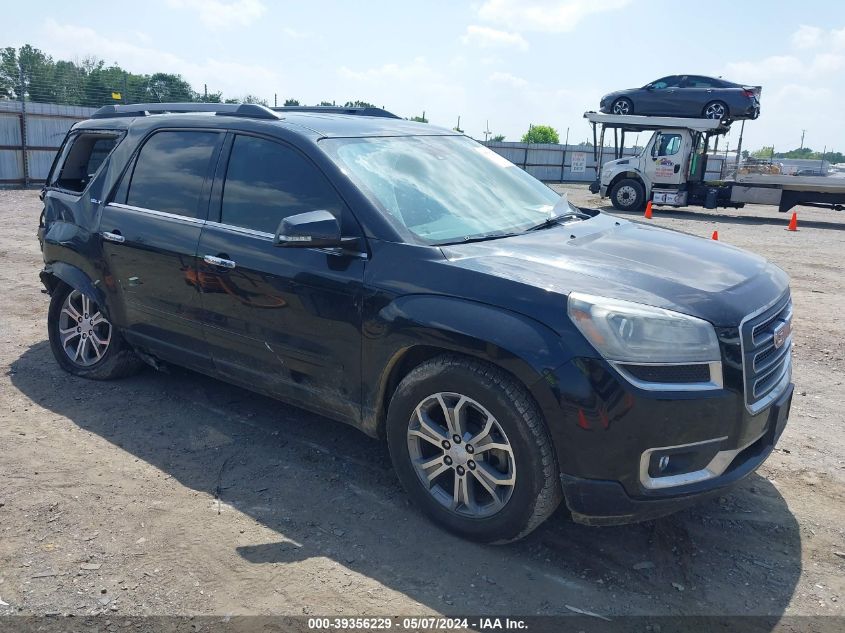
[571,152,586,173]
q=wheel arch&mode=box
[40,263,109,317]
[364,295,571,444]
[608,170,646,195]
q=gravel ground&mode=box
[0,186,843,621]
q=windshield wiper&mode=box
[526,209,592,232]
[435,231,522,246]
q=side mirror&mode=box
[274,210,357,249]
[645,84,654,91]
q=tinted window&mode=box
[684,76,717,88]
[127,131,220,218]
[221,135,345,234]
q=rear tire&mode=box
[703,101,728,120]
[386,354,562,543]
[47,283,143,380]
[611,98,633,115]
[610,178,645,211]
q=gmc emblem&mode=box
[773,319,792,349]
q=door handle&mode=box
[674,164,681,173]
[203,255,237,269]
[102,231,125,244]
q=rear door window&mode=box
[125,130,221,218]
[219,134,347,234]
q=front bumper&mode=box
[560,382,792,525]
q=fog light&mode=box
[658,455,670,472]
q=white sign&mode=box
[571,152,587,174]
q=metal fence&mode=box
[482,140,727,183]
[0,99,729,188]
[0,100,97,186]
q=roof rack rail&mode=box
[271,105,400,119]
[91,102,280,120]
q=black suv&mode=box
[38,103,794,542]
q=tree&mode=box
[522,125,559,144]
[750,146,775,159]
[344,100,376,108]
[491,134,505,142]
[410,115,428,123]
[283,98,300,106]
[146,72,196,102]
[319,100,335,106]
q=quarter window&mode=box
[125,131,220,218]
[50,132,121,193]
[220,135,346,234]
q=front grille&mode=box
[740,292,792,411]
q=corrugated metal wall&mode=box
[0,101,96,186]
[483,140,726,183]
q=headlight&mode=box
[567,293,720,364]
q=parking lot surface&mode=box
[0,187,843,619]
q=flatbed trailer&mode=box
[584,112,845,213]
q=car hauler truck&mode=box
[585,111,845,213]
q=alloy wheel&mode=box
[406,392,516,518]
[612,99,631,115]
[704,102,726,119]
[57,290,112,367]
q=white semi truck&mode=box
[585,112,845,213]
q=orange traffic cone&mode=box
[644,201,653,219]
[786,212,798,231]
[711,230,719,240]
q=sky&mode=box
[5,0,845,152]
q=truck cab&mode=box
[586,112,733,211]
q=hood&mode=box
[440,214,788,327]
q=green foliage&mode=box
[490,134,505,142]
[750,146,775,159]
[283,98,300,106]
[522,125,559,144]
[319,100,335,106]
[344,100,376,108]
[410,115,428,123]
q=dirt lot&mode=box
[1,186,844,622]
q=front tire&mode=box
[611,98,633,115]
[386,354,561,543]
[48,283,143,380]
[610,178,645,211]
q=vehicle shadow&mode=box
[9,341,802,618]
[605,205,845,231]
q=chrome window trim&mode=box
[203,220,369,259]
[639,429,765,490]
[610,360,724,392]
[107,203,206,226]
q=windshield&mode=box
[320,135,567,244]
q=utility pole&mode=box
[19,63,29,187]
[483,120,491,141]
[204,83,208,100]
[734,120,745,170]
[274,93,277,108]
[800,129,806,150]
